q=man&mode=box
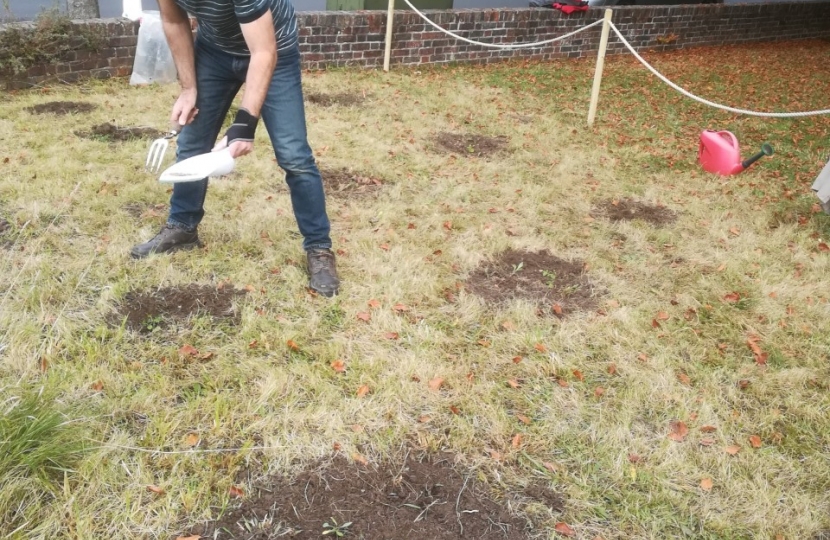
[131,0,339,297]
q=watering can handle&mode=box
[718,131,739,149]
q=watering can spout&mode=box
[698,130,773,175]
[740,143,774,172]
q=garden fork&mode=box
[145,123,184,173]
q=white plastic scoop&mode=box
[158,148,235,183]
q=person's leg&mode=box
[132,40,243,259]
[259,46,338,296]
[259,47,331,251]
[167,41,244,230]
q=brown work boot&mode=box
[307,248,339,297]
[130,224,200,259]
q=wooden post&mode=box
[383,0,395,72]
[587,9,613,126]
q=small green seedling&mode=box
[541,269,556,288]
[322,517,352,537]
[511,261,524,275]
[142,314,164,332]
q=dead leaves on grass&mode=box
[668,420,689,442]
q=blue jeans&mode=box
[167,39,331,251]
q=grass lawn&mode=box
[1,38,830,540]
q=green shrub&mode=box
[0,8,105,74]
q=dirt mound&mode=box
[26,101,97,115]
[306,92,366,107]
[75,123,163,142]
[592,198,677,226]
[433,132,510,158]
[190,453,561,539]
[466,249,598,316]
[110,284,247,332]
[320,167,384,198]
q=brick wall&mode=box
[2,2,829,88]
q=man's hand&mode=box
[213,108,258,158]
[212,137,253,158]
[171,87,199,126]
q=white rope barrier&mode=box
[399,0,604,50]
[610,21,830,118]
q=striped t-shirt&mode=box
[174,0,298,55]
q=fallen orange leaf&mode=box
[91,380,104,391]
[179,344,199,357]
[749,435,762,448]
[700,477,713,491]
[356,312,371,322]
[608,363,617,374]
[368,299,381,309]
[511,434,523,448]
[147,485,165,495]
[512,355,523,364]
[594,386,605,397]
[554,522,576,537]
[668,420,689,442]
[516,414,531,425]
[572,369,584,381]
[352,453,368,465]
[534,343,548,353]
[723,292,741,303]
[286,340,300,351]
[175,536,201,540]
[449,405,461,415]
[724,445,741,455]
[677,372,691,385]
[656,311,669,320]
[356,385,370,398]
[392,303,409,312]
[700,425,717,433]
[384,332,400,340]
[185,433,200,447]
[507,379,520,389]
[552,303,563,316]
[331,360,346,373]
[418,415,432,423]
[229,486,244,498]
[428,377,444,390]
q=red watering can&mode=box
[698,130,773,176]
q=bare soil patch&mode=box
[26,101,97,115]
[320,166,384,198]
[466,249,599,316]
[75,123,163,142]
[191,453,560,539]
[592,198,677,226]
[110,284,247,333]
[306,92,366,107]
[433,132,510,158]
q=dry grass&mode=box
[1,38,830,539]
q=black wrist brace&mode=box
[224,108,258,145]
